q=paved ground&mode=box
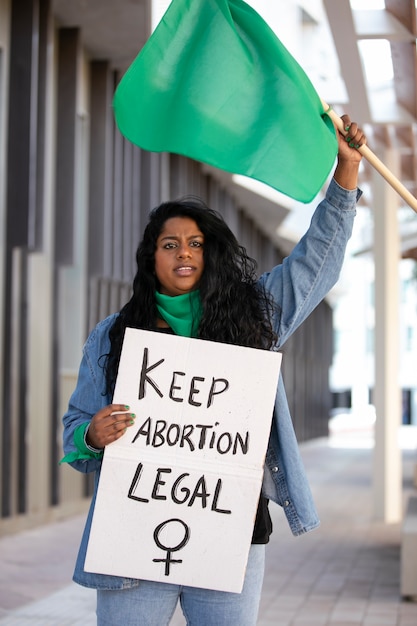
[0,428,417,625]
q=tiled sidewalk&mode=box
[0,430,416,625]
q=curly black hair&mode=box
[105,197,278,394]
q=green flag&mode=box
[113,0,338,202]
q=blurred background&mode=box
[0,0,416,542]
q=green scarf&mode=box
[155,290,202,337]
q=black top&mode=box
[154,325,273,545]
[252,496,272,544]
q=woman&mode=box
[62,116,366,625]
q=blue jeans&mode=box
[96,544,265,625]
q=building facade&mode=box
[0,0,334,535]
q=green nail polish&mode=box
[129,419,134,425]
[124,405,130,410]
[349,141,354,147]
[345,125,350,131]
[345,136,351,142]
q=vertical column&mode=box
[27,0,54,518]
[55,28,80,266]
[0,0,11,525]
[88,59,113,332]
[2,0,39,519]
[372,146,402,523]
[53,27,82,507]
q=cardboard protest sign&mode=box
[85,329,281,592]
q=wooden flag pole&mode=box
[322,101,417,213]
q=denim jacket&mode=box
[63,179,360,589]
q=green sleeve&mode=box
[60,422,103,464]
